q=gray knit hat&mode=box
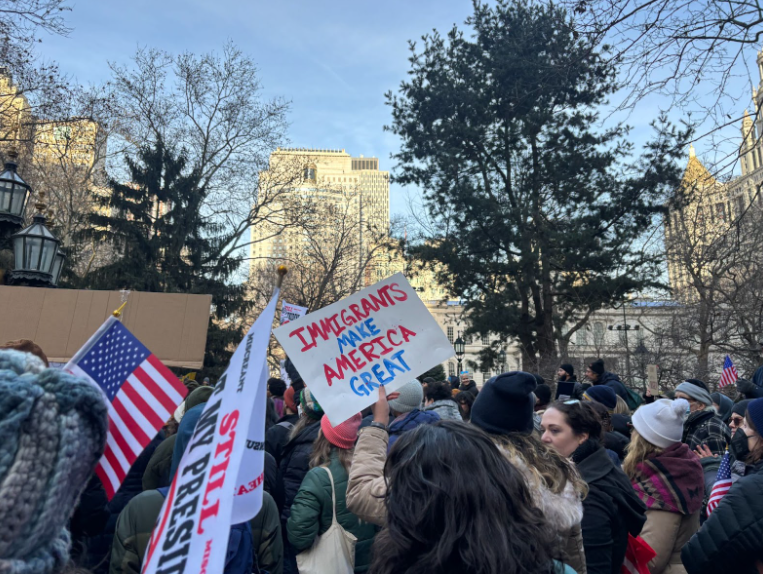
[675,381,713,407]
[0,349,108,574]
[388,379,423,414]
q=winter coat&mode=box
[142,434,176,490]
[278,419,322,524]
[682,461,763,574]
[388,409,440,450]
[604,431,629,461]
[423,399,462,421]
[346,426,389,526]
[265,413,300,467]
[596,372,629,401]
[250,492,284,574]
[629,443,704,574]
[495,444,586,574]
[460,380,479,397]
[682,409,730,456]
[611,414,632,437]
[287,452,378,573]
[574,440,646,574]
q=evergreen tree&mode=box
[79,140,249,378]
[388,0,690,376]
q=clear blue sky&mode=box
[34,0,759,218]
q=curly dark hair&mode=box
[455,391,475,421]
[549,400,603,442]
[369,421,561,574]
[425,380,454,402]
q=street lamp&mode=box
[50,249,66,286]
[498,348,507,373]
[8,191,61,287]
[0,151,32,228]
[454,334,465,375]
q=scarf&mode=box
[630,442,704,515]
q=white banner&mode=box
[141,290,278,574]
[281,301,308,325]
[274,273,454,425]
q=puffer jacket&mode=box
[423,399,462,421]
[287,451,378,572]
[495,444,586,574]
[388,409,440,450]
[682,409,730,456]
[682,461,763,574]
[596,372,628,401]
[141,434,176,490]
[346,426,389,526]
[278,419,322,523]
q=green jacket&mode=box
[287,452,378,573]
[110,489,283,574]
[141,434,176,491]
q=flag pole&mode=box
[276,264,288,289]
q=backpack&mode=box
[157,487,255,574]
[624,386,643,411]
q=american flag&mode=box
[65,317,187,499]
[719,355,739,388]
[706,450,733,516]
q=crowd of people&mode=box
[4,336,763,574]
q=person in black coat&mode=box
[682,397,763,574]
[587,359,629,401]
[265,385,301,467]
[541,400,646,574]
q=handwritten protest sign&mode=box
[274,273,455,425]
[142,290,278,574]
[647,364,659,396]
[281,301,308,325]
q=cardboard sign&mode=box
[274,273,455,425]
[647,364,659,396]
[281,301,308,325]
[142,290,278,574]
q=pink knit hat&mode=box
[321,413,362,449]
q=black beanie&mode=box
[589,359,605,376]
[285,357,303,385]
[470,371,537,435]
[560,364,575,377]
[732,399,752,418]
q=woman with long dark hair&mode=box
[541,400,646,574]
[455,391,475,421]
[369,421,572,574]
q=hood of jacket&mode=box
[576,441,646,536]
[424,400,462,421]
[170,403,205,478]
[712,393,734,423]
[389,408,440,433]
[496,445,583,532]
[630,442,704,515]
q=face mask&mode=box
[730,428,750,461]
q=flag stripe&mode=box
[128,370,172,423]
[147,355,187,399]
[95,463,116,499]
[121,378,165,431]
[132,365,177,416]
[108,405,144,458]
[102,445,127,484]
[113,393,153,447]
[104,431,131,475]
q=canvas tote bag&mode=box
[296,466,357,574]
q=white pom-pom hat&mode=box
[631,398,689,449]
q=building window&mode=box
[448,362,455,376]
[481,335,489,346]
[715,203,726,222]
[593,322,605,346]
[576,328,588,346]
[54,126,72,141]
[482,370,489,383]
[447,326,454,344]
[304,165,317,182]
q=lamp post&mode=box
[454,333,465,375]
[0,150,33,255]
[498,348,507,374]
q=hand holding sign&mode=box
[274,273,455,425]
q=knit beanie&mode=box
[471,371,537,435]
[632,398,689,448]
[560,364,575,377]
[321,413,362,450]
[0,349,108,574]
[589,359,605,376]
[684,378,709,392]
[284,386,298,413]
[387,379,423,414]
[675,381,713,407]
[746,398,763,435]
[300,388,324,420]
[584,385,617,410]
[0,340,48,368]
[732,399,752,418]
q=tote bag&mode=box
[296,466,357,574]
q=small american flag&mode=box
[719,355,739,388]
[65,317,187,499]
[706,450,733,516]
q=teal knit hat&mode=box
[300,387,324,420]
[0,349,108,574]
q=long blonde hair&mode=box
[614,396,631,415]
[491,433,588,498]
[309,430,354,472]
[622,429,664,479]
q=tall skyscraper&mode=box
[250,147,390,286]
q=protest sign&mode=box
[281,301,308,325]
[141,289,278,574]
[274,273,455,425]
[647,364,659,396]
